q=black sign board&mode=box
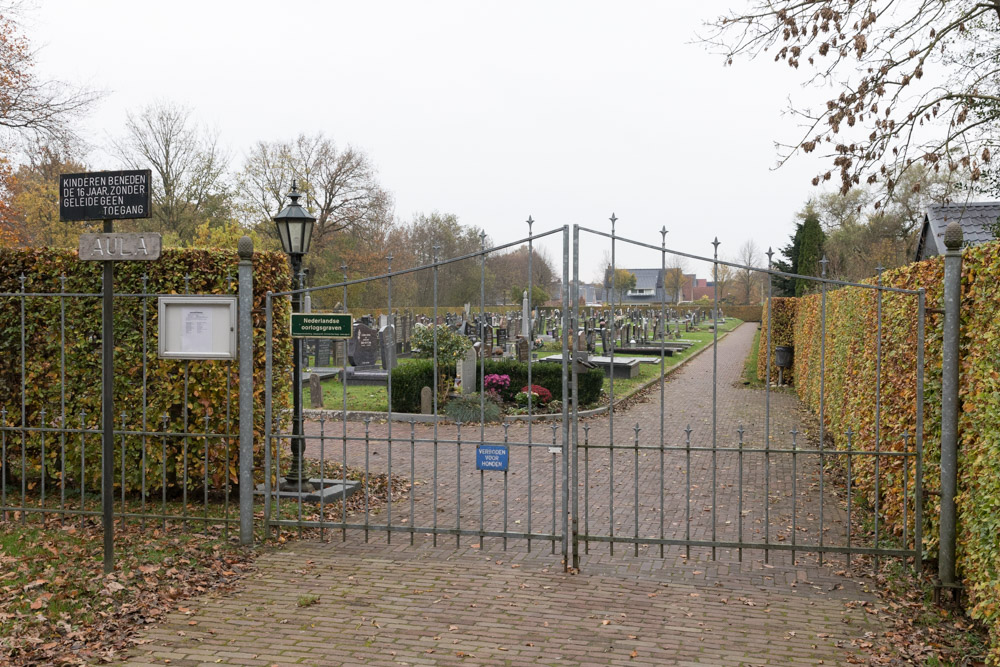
[60,170,153,221]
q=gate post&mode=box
[939,221,962,590]
[238,236,255,545]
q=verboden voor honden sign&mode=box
[60,169,152,221]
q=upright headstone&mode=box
[482,323,494,352]
[379,324,397,370]
[457,348,478,394]
[496,327,508,350]
[600,327,610,353]
[309,373,323,409]
[348,323,378,367]
[315,339,333,367]
[420,386,433,414]
[516,336,530,363]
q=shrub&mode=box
[475,360,604,406]
[389,359,456,412]
[444,393,502,423]
[520,384,552,404]
[484,373,510,396]
[410,324,472,363]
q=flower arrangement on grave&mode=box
[515,384,552,407]
[484,373,511,399]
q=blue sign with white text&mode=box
[476,445,509,472]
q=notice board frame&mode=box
[157,296,238,360]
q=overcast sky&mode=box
[29,0,835,283]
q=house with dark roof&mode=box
[914,202,1000,261]
[606,268,697,304]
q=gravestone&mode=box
[315,339,332,367]
[576,330,587,353]
[309,373,323,409]
[600,328,610,353]
[348,323,378,367]
[457,348,478,395]
[482,323,494,352]
[496,328,508,349]
[420,386,433,414]
[379,324,397,370]
[586,329,596,353]
[516,336,530,363]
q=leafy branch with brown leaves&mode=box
[707,0,1000,200]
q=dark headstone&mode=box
[379,324,397,370]
[315,339,332,367]
[348,323,378,367]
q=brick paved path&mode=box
[126,323,885,666]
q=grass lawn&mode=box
[302,319,744,413]
[743,326,762,386]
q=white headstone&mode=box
[459,348,478,395]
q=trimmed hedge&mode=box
[724,304,763,322]
[757,297,797,385]
[389,358,604,412]
[789,242,1000,661]
[0,247,292,495]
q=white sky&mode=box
[29,0,835,283]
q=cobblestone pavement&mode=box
[126,323,887,666]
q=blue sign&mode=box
[476,445,508,472]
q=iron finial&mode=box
[766,247,774,267]
[820,255,829,278]
[526,216,534,236]
[609,213,617,230]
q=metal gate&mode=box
[261,219,925,572]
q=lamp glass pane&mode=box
[275,221,292,255]
[287,220,305,254]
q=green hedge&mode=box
[389,358,603,412]
[789,242,1000,661]
[0,247,291,495]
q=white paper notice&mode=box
[181,308,212,353]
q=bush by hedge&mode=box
[0,247,292,495]
[389,358,604,412]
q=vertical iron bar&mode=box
[161,414,167,531]
[40,410,47,511]
[141,275,149,527]
[764,248,774,564]
[684,424,692,559]
[387,256,394,545]
[608,213,616,556]
[456,422,462,548]
[570,225,580,570]
[903,432,910,554]
[846,427,853,568]
[60,276,67,523]
[263,295,274,538]
[432,250,439,546]
[561,225,570,570]
[319,415,326,539]
[737,425,744,562]
[551,423,557,554]
[119,413,126,526]
[527,216,534,553]
[364,417,371,542]
[409,419,416,545]
[478,237,486,548]
[1,408,6,521]
[791,428,798,565]
[915,290,925,572]
[19,275,26,526]
[711,238,720,561]
[101,220,114,573]
[341,265,349,540]
[583,424,590,555]
[633,423,640,557]
[83,411,89,532]
[874,268,884,567]
[659,229,667,559]
[819,257,828,565]
[939,225,961,586]
[503,422,510,550]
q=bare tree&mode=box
[0,7,100,147]
[237,133,392,251]
[708,1,1000,199]
[111,101,230,243]
[734,240,760,305]
[664,253,688,303]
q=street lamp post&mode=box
[273,181,315,491]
